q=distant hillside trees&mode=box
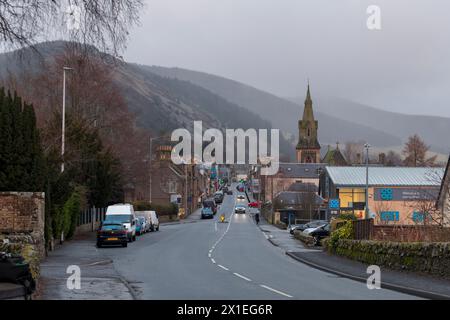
[0,88,45,191]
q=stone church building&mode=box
[296,84,321,163]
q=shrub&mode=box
[328,220,354,251]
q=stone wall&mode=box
[327,239,450,278]
[0,192,45,279]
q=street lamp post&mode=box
[364,143,371,219]
[61,67,73,173]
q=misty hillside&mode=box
[0,42,294,159]
[292,96,450,154]
[145,66,450,154]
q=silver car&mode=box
[235,205,246,214]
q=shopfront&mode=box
[320,166,444,224]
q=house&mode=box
[273,189,326,224]
[150,146,210,216]
[322,144,348,166]
[262,163,325,203]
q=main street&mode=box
[89,187,418,300]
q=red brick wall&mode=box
[0,192,45,233]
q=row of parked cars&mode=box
[201,187,234,219]
[288,220,331,246]
[96,204,160,248]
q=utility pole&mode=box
[61,67,73,173]
[365,143,371,219]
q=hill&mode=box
[0,42,295,160]
[145,66,450,154]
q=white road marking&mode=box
[215,222,217,232]
[211,258,216,264]
[218,265,229,271]
[233,273,252,282]
[208,253,212,258]
[260,285,293,298]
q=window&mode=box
[338,188,366,210]
[381,211,399,222]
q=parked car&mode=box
[104,204,136,242]
[203,199,217,215]
[294,220,328,234]
[135,218,143,236]
[137,216,149,234]
[201,207,214,219]
[235,205,246,214]
[97,223,128,248]
[308,224,331,246]
[148,211,160,231]
[248,201,260,208]
[226,189,233,195]
[237,195,246,201]
[288,224,303,235]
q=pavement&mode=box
[38,233,136,300]
[38,185,420,300]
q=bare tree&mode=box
[6,46,151,200]
[343,140,365,164]
[0,0,143,56]
[385,150,403,166]
[403,134,437,167]
[406,169,447,227]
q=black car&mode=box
[214,192,224,204]
[97,223,128,248]
[309,224,331,246]
[291,220,329,234]
[201,207,215,219]
[203,199,217,215]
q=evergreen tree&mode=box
[0,88,46,191]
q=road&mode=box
[94,188,418,300]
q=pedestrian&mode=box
[255,212,260,225]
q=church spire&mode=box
[306,80,312,102]
[296,81,321,163]
[302,82,315,122]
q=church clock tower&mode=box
[296,83,321,163]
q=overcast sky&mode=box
[124,0,450,118]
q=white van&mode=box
[135,211,160,232]
[104,204,136,242]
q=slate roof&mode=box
[277,163,325,179]
[274,191,324,206]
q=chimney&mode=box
[379,153,386,165]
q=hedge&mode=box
[325,239,450,278]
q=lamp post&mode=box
[61,67,74,173]
[364,143,371,219]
